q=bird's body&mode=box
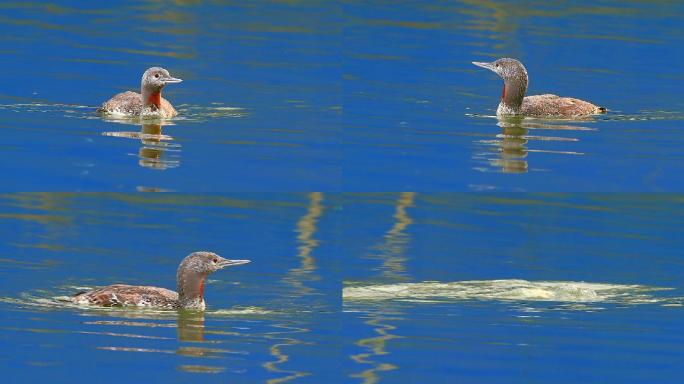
[71,252,250,310]
[98,91,178,118]
[517,94,604,117]
[97,67,182,119]
[473,58,606,117]
[72,284,180,308]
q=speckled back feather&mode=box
[522,94,606,117]
[72,284,179,308]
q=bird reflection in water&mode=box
[473,115,594,173]
[102,122,181,170]
[177,310,205,344]
[175,310,241,373]
[491,117,529,173]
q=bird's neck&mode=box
[177,272,206,309]
[499,76,527,114]
[141,85,163,110]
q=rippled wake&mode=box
[343,279,678,306]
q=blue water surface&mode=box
[0,1,683,190]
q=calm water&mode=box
[2,193,684,382]
[1,1,683,191]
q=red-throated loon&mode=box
[71,252,250,310]
[97,67,182,118]
[472,58,606,117]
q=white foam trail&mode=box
[209,307,273,316]
[343,279,673,305]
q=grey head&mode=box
[177,251,250,278]
[472,58,529,112]
[176,251,250,308]
[472,58,527,82]
[141,67,182,93]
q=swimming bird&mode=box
[472,58,606,117]
[72,252,250,310]
[97,67,182,118]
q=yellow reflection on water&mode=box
[264,322,312,384]
[350,315,402,384]
[264,192,324,383]
[285,192,324,294]
[350,192,416,383]
[376,192,415,281]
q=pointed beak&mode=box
[216,258,251,269]
[163,75,183,84]
[472,61,496,72]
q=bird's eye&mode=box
[155,74,160,78]
[212,258,218,263]
[496,64,499,68]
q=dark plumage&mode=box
[97,67,182,119]
[472,58,606,117]
[72,252,250,310]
